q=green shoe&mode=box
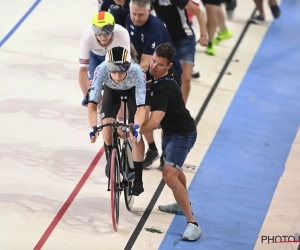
[213,29,233,45]
[205,43,216,56]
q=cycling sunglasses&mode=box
[92,24,114,36]
[106,61,131,73]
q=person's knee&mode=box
[162,165,179,187]
[205,4,219,20]
[181,64,193,83]
[102,118,114,136]
[102,117,115,124]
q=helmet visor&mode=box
[106,61,131,73]
[92,24,114,35]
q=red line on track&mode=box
[33,146,105,250]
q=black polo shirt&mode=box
[150,76,196,135]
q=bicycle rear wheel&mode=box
[110,148,121,232]
[123,142,135,211]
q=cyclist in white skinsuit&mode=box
[88,46,147,196]
[79,11,131,111]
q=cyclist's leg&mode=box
[126,87,145,196]
[101,85,122,177]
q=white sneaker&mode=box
[182,223,202,241]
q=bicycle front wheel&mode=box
[110,148,121,232]
[123,142,135,211]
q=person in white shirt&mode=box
[79,11,131,165]
[79,11,131,104]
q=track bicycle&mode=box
[93,96,135,232]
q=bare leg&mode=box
[178,170,187,189]
[180,63,193,103]
[163,166,195,222]
[254,0,265,17]
[205,4,218,43]
[215,6,227,31]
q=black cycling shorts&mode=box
[101,85,146,124]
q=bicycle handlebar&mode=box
[94,122,134,135]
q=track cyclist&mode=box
[79,11,131,107]
[88,46,146,196]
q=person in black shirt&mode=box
[98,0,130,28]
[137,42,201,241]
[151,0,207,103]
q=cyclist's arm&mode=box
[140,89,168,134]
[79,34,91,96]
[87,63,106,128]
[135,106,146,128]
[79,67,89,96]
[134,67,147,127]
[88,102,98,128]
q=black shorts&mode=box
[101,85,146,123]
[202,0,222,5]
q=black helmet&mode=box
[106,46,131,72]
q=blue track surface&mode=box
[159,0,300,249]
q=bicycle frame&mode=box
[95,96,134,191]
[119,97,135,181]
